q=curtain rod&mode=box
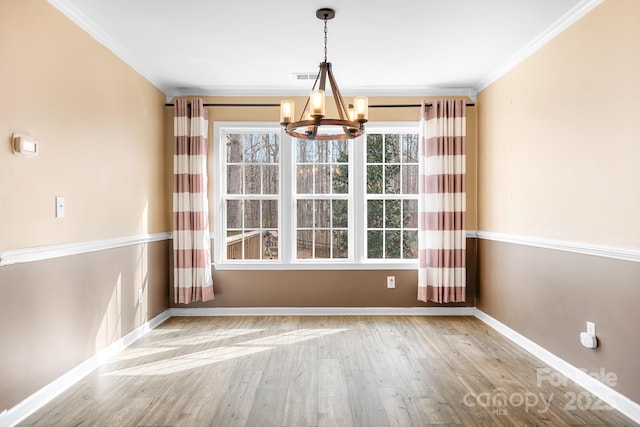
[164,102,475,108]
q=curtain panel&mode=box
[417,99,466,303]
[173,98,214,303]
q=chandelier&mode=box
[280,8,368,141]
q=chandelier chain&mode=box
[323,15,328,63]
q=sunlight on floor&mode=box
[104,346,273,376]
[110,346,178,361]
[102,328,347,377]
[146,328,185,335]
[152,328,266,347]
[241,328,348,346]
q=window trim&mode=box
[292,131,353,262]
[213,122,284,266]
[212,121,420,270]
[361,124,420,261]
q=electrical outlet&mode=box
[587,321,596,337]
[137,289,143,303]
[386,276,395,289]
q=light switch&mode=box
[56,196,65,218]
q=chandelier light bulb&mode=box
[348,105,356,121]
[354,96,368,121]
[310,90,325,117]
[280,100,294,124]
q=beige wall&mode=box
[165,96,477,308]
[0,0,168,252]
[0,1,170,412]
[477,0,640,247]
[477,0,640,404]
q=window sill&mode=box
[213,261,418,271]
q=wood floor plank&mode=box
[378,385,457,426]
[282,344,319,427]
[318,358,353,427]
[258,343,295,389]
[343,368,392,427]
[18,316,639,427]
[202,368,263,427]
[245,387,288,427]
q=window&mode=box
[295,139,350,260]
[214,122,418,268]
[365,132,419,259]
[222,129,280,261]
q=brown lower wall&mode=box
[477,238,640,405]
[171,238,477,308]
[0,240,170,411]
[0,236,474,411]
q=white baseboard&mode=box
[473,309,640,425]
[0,310,171,427]
[4,307,637,426]
[169,306,476,317]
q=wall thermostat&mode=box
[12,133,39,157]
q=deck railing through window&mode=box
[226,230,277,260]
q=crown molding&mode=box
[47,0,168,94]
[168,86,478,100]
[49,0,601,101]
[474,0,604,92]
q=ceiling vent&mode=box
[294,73,317,80]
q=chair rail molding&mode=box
[476,231,640,263]
[0,233,172,267]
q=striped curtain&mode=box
[173,98,214,303]
[418,99,466,303]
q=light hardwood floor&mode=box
[20,316,638,426]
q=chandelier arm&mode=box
[299,96,311,123]
[309,122,319,138]
[318,62,328,92]
[297,65,323,122]
[326,64,351,120]
[311,64,321,91]
[298,64,322,121]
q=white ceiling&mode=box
[48,0,600,99]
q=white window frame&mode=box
[292,129,354,264]
[213,121,419,270]
[361,123,420,262]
